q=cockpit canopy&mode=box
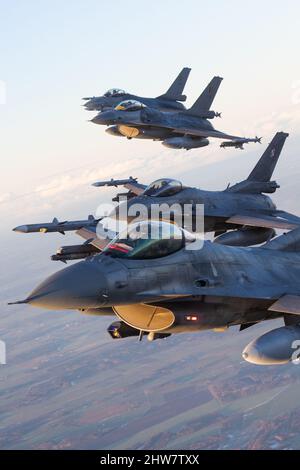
[104,88,126,98]
[114,100,146,112]
[103,221,195,260]
[143,178,183,197]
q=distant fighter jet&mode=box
[9,220,300,365]
[91,76,260,150]
[94,132,300,246]
[82,67,191,112]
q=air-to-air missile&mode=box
[9,219,300,365]
[220,137,262,150]
[91,177,137,188]
[13,215,98,235]
[51,244,100,263]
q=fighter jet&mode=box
[92,132,300,246]
[9,220,300,365]
[91,76,260,150]
[82,67,191,112]
[13,133,300,251]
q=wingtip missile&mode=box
[220,136,262,150]
[92,176,137,188]
[8,299,30,305]
[12,217,98,235]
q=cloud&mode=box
[253,107,300,137]
[0,192,13,203]
[33,157,142,198]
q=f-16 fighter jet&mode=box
[83,67,191,112]
[93,132,300,246]
[9,220,300,366]
[91,76,260,150]
[13,133,300,252]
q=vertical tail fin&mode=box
[247,132,289,182]
[186,76,223,116]
[157,67,191,102]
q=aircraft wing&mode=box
[171,126,257,142]
[92,177,146,196]
[76,225,116,251]
[226,212,300,230]
[123,181,146,195]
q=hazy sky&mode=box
[0,0,300,231]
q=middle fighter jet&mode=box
[93,132,300,246]
[13,132,300,252]
[91,76,260,150]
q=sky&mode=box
[0,0,300,232]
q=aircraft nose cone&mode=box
[91,111,116,125]
[27,261,108,310]
[13,225,28,233]
[90,115,101,124]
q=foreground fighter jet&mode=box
[93,132,300,246]
[9,220,300,365]
[83,67,191,112]
[91,76,260,150]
